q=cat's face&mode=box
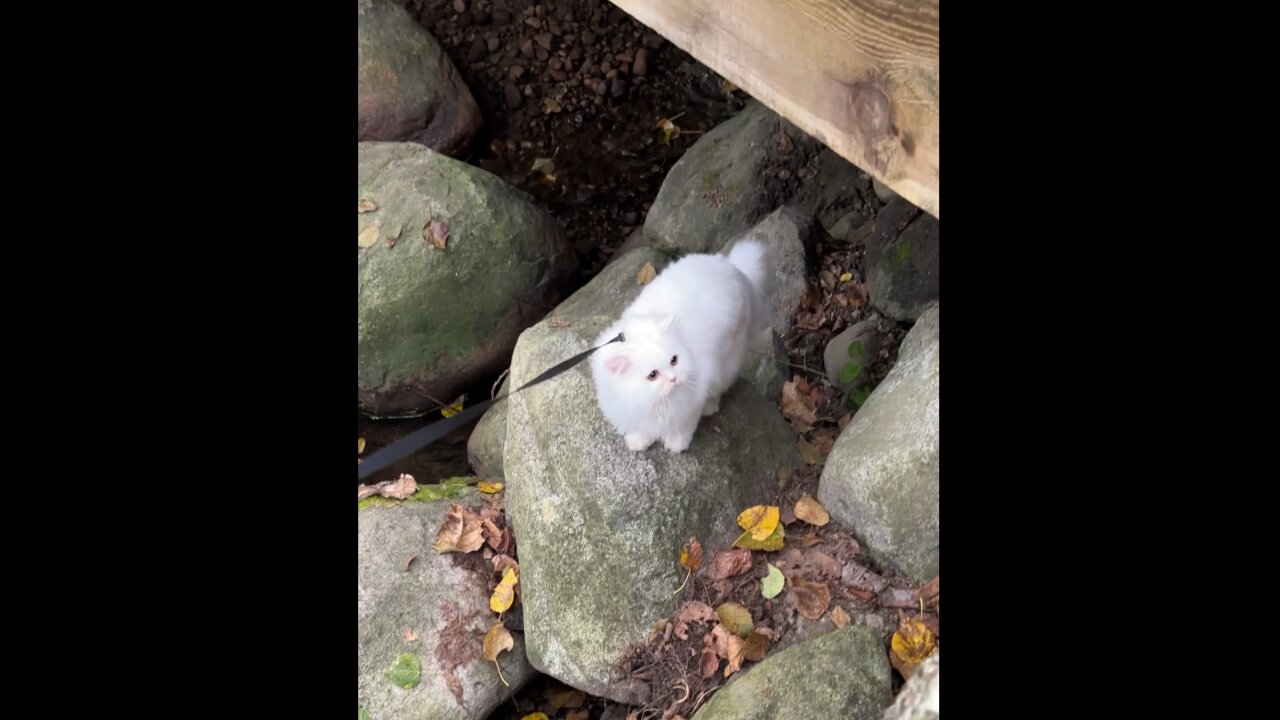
[597,315,693,403]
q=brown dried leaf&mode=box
[915,576,940,602]
[358,225,380,248]
[432,504,486,554]
[798,438,823,465]
[706,549,753,580]
[794,494,830,526]
[549,688,587,710]
[358,199,377,213]
[424,219,448,250]
[636,261,657,285]
[680,536,703,572]
[382,473,417,500]
[811,430,835,457]
[741,630,769,662]
[830,605,851,629]
[780,379,818,431]
[402,555,418,572]
[566,711,589,720]
[791,579,831,620]
[711,625,744,677]
[673,600,716,639]
[357,483,377,500]
[715,602,754,638]
[802,549,842,580]
[403,627,420,642]
[492,554,519,575]
[699,647,720,678]
[483,519,502,549]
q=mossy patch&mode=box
[358,476,474,509]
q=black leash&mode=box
[358,332,624,481]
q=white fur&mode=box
[590,240,770,453]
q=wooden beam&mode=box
[610,0,939,218]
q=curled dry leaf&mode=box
[482,519,502,549]
[382,473,417,500]
[715,602,754,639]
[791,579,831,620]
[424,219,448,250]
[403,627,420,642]
[358,199,377,213]
[477,481,504,494]
[830,605,851,629]
[357,483,378,500]
[706,549,753,580]
[890,617,936,676]
[549,688,587,710]
[358,225,380,248]
[780,380,818,431]
[636,261,657,285]
[521,714,549,720]
[680,536,703,572]
[402,555,418,572]
[673,600,716,640]
[440,395,464,417]
[433,504,486,554]
[741,630,769,662]
[737,505,781,541]
[699,647,720,678]
[492,554,519,575]
[490,566,519,613]
[711,625,744,677]
[794,494,830,526]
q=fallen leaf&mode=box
[737,505,781,540]
[830,605,851,629]
[791,579,831,620]
[358,225,380,248]
[403,627,420,642]
[521,714,549,720]
[386,652,421,689]
[715,602,754,638]
[711,626,744,677]
[794,494,830,526]
[720,79,738,93]
[433,504,486,554]
[802,548,841,579]
[780,380,818,431]
[890,617,936,675]
[656,115,681,145]
[798,438,823,465]
[424,219,448,250]
[531,157,556,175]
[838,412,853,431]
[811,430,835,457]
[839,272,852,282]
[636,261,657,285]
[357,484,377,500]
[680,536,703,572]
[543,97,563,113]
[441,395,464,418]
[549,688,586,710]
[358,199,377,213]
[477,481,504,494]
[482,519,502,549]
[734,525,784,552]
[699,647,720,678]
[492,554,519,575]
[706,549,753,580]
[673,601,716,639]
[761,563,785,599]
[566,711,589,720]
[383,473,417,500]
[358,437,366,454]
[915,576,940,602]
[741,630,769,661]
[490,567,518,613]
[402,555,417,572]
[359,708,370,720]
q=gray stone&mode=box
[818,305,938,582]
[358,141,576,418]
[867,210,938,322]
[690,626,892,720]
[466,377,508,480]
[721,206,817,339]
[358,0,482,156]
[358,488,537,719]
[882,654,939,720]
[823,316,881,389]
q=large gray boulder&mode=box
[358,0,482,156]
[690,626,892,720]
[818,305,939,582]
[503,248,800,703]
[358,141,576,418]
[358,488,537,719]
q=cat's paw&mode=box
[625,432,655,451]
[701,398,720,417]
[663,433,692,453]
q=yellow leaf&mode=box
[477,481,504,494]
[734,524,784,552]
[890,617,937,672]
[839,272,852,282]
[741,630,769,661]
[679,536,703,571]
[441,396,464,418]
[358,225,380,248]
[736,505,780,540]
[358,437,366,455]
[830,605,851,629]
[794,494,830,526]
[483,621,514,661]
[521,714,550,720]
[715,602,754,638]
[490,567,518,613]
[636,261,657,285]
[549,688,587,710]
[720,79,739,93]
[358,199,377,213]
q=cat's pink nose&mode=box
[669,375,678,383]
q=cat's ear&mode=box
[604,353,631,376]
[657,314,676,333]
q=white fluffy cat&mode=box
[590,240,770,453]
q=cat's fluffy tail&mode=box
[726,239,771,338]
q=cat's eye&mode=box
[670,355,678,366]
[647,370,658,381]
